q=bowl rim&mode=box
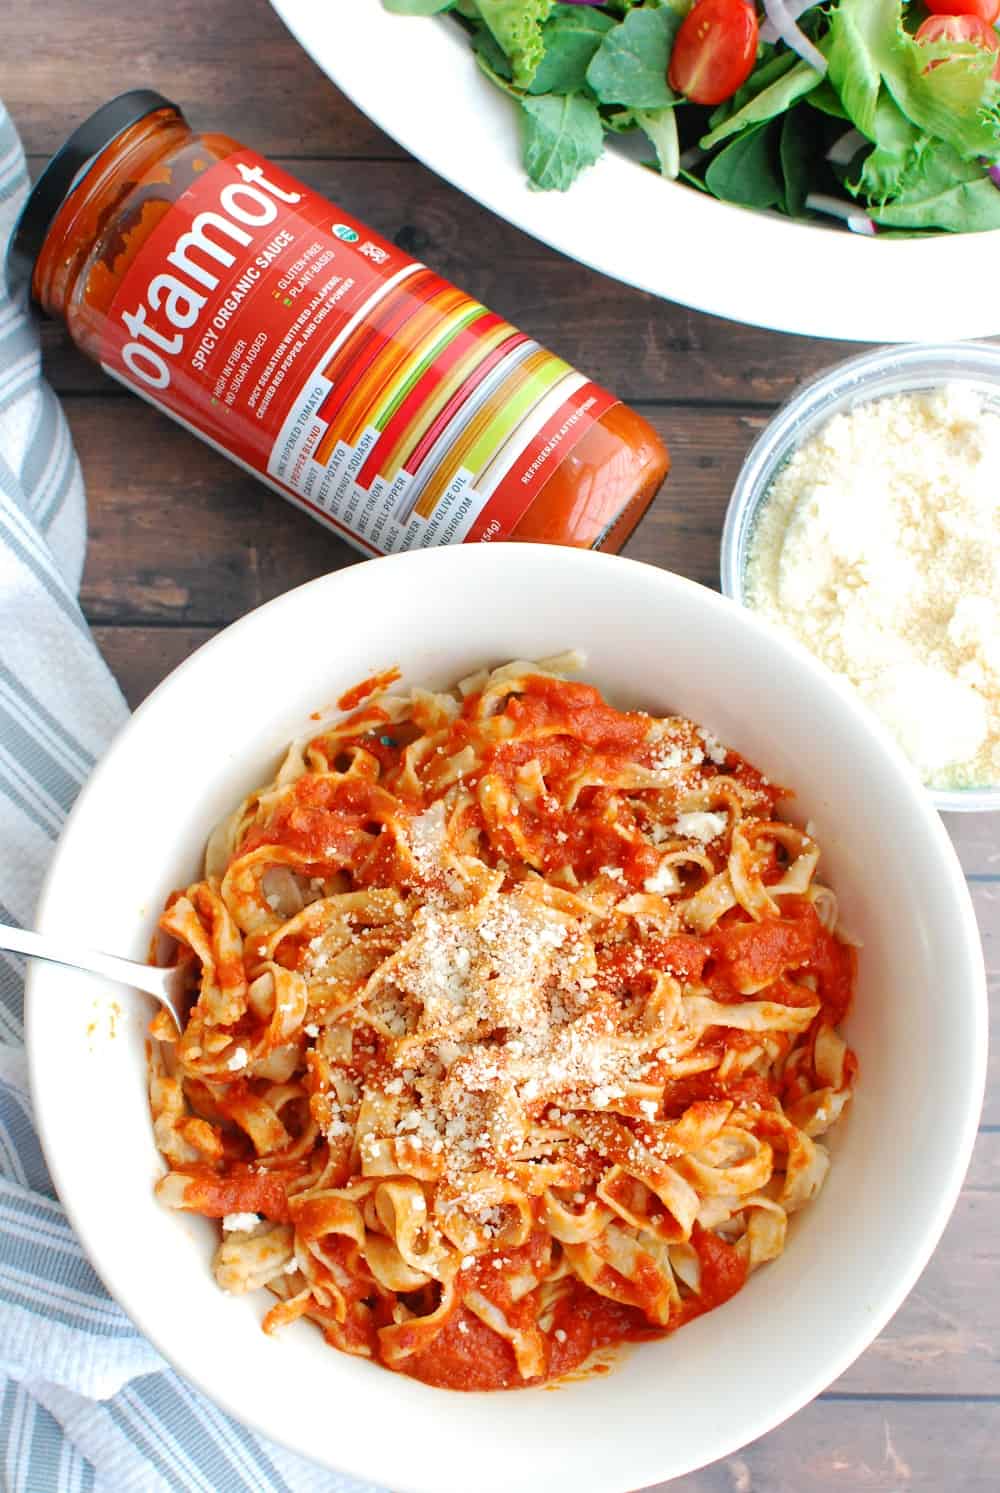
[266,0,1000,343]
[26,547,990,1492]
[720,340,1000,814]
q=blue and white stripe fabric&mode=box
[0,101,380,1493]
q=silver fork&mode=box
[0,923,184,1034]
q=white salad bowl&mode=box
[268,0,1000,343]
[28,546,986,1493]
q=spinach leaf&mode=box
[780,108,817,218]
[699,60,824,151]
[520,92,605,189]
[528,5,616,95]
[704,122,784,210]
[679,167,711,193]
[585,6,681,110]
[871,141,1000,231]
[476,0,556,88]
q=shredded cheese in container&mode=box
[744,384,1000,790]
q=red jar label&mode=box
[97,150,617,554]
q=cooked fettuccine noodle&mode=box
[150,656,857,1390]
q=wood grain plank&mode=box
[835,1131,999,1396]
[33,155,857,403]
[70,399,357,625]
[642,1400,1000,1492]
[976,881,1000,1126]
[4,0,401,160]
[70,398,754,625]
[92,627,216,710]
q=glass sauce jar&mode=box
[10,93,669,556]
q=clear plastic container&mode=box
[720,342,1000,813]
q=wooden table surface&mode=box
[6,2,999,1488]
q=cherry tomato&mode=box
[916,13,1000,77]
[923,0,1000,22]
[668,0,759,107]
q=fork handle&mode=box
[0,922,164,999]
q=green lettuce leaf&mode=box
[472,22,515,79]
[633,107,680,178]
[825,0,882,135]
[870,140,1000,231]
[805,80,850,120]
[585,6,681,110]
[520,92,604,189]
[604,105,681,177]
[827,0,1000,161]
[853,93,920,202]
[382,0,455,13]
[476,0,555,88]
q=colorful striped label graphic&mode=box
[261,243,619,550]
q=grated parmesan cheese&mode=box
[745,384,1000,788]
[226,1046,248,1071]
[222,1212,258,1232]
[672,811,727,844]
[643,862,680,896]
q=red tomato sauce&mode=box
[336,668,402,713]
[495,677,649,756]
[685,1223,748,1314]
[174,1164,296,1222]
[398,1308,521,1391]
[398,1282,658,1391]
[395,1239,751,1391]
[706,898,823,991]
[239,776,390,866]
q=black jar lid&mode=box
[6,90,178,295]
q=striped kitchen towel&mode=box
[0,101,381,1493]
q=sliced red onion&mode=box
[761,0,828,75]
[805,192,877,235]
[760,0,812,42]
[826,128,867,166]
[988,163,1000,189]
[679,145,707,172]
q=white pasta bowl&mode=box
[28,546,986,1493]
